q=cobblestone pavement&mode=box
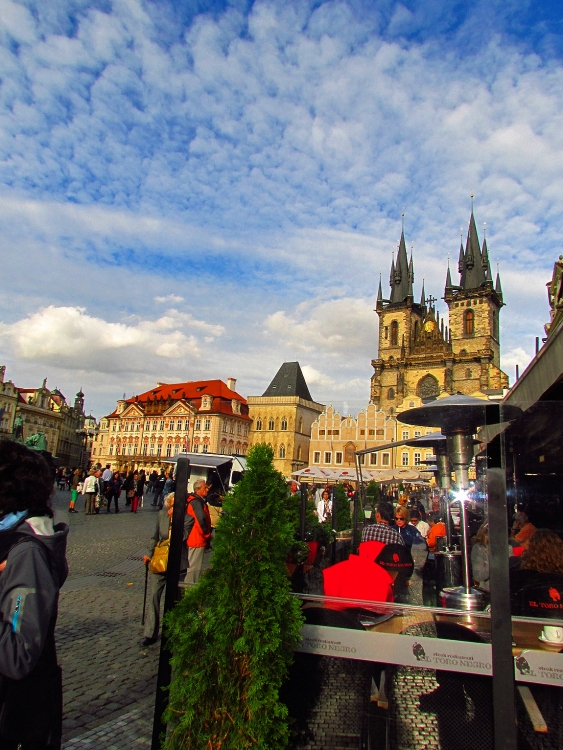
[51,489,162,747]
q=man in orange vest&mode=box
[184,479,212,585]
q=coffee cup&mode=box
[542,626,563,643]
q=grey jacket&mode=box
[0,515,68,680]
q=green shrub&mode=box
[163,444,304,749]
[365,480,380,504]
[333,483,351,532]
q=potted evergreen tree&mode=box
[163,444,304,749]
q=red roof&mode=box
[105,380,250,420]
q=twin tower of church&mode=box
[370,210,509,415]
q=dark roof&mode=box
[459,212,487,290]
[389,229,412,304]
[262,362,314,401]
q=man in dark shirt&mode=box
[361,502,404,546]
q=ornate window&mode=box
[256,418,262,431]
[390,320,399,346]
[281,417,287,431]
[268,418,275,431]
[279,445,286,459]
[464,309,475,335]
[418,374,440,403]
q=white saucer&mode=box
[539,635,563,648]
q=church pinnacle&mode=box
[389,227,413,304]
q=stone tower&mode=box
[371,212,509,415]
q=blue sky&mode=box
[0,0,562,418]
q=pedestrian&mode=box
[184,479,212,586]
[154,472,168,509]
[137,470,146,508]
[123,471,135,507]
[82,469,99,516]
[361,501,405,547]
[394,506,426,548]
[0,440,69,750]
[316,489,332,523]
[140,492,190,647]
[101,463,113,496]
[148,469,158,495]
[68,468,81,513]
[93,469,103,514]
[131,472,140,513]
[106,471,123,514]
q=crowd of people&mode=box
[55,465,176,516]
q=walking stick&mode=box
[142,560,149,626]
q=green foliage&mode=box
[286,492,335,558]
[333,484,352,532]
[163,444,304,750]
[365,480,381,504]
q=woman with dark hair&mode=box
[0,440,68,749]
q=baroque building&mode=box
[371,211,509,415]
[0,366,17,438]
[96,378,250,472]
[247,362,324,477]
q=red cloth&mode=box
[512,546,525,557]
[358,541,386,561]
[323,554,394,604]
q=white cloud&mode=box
[0,305,225,374]
[301,365,334,388]
[154,294,184,304]
[264,298,377,357]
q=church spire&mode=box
[420,279,426,308]
[444,261,453,300]
[390,226,411,304]
[461,210,487,290]
[376,274,383,311]
[495,268,503,300]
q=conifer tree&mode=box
[333,483,351,531]
[163,443,304,749]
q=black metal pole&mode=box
[151,457,190,750]
[487,467,517,750]
[299,482,307,541]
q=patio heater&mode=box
[399,395,521,611]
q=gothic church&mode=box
[370,211,509,415]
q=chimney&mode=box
[117,399,127,414]
[227,378,237,391]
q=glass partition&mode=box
[287,396,563,748]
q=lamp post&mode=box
[399,394,521,611]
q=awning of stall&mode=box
[161,452,247,471]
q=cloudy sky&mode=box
[0,0,562,419]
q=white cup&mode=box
[543,626,563,643]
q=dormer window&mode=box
[231,399,241,415]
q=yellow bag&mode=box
[149,535,170,574]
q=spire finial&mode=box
[471,192,474,212]
[402,207,405,232]
[483,221,486,236]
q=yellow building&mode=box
[95,378,250,472]
[247,362,324,476]
[371,211,509,416]
[16,380,64,456]
[0,366,17,439]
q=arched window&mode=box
[279,445,286,459]
[298,417,303,433]
[387,387,395,400]
[268,418,275,431]
[281,417,287,431]
[464,309,475,335]
[256,418,262,431]
[390,320,399,346]
[465,368,472,379]
[297,445,302,460]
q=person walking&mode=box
[131,472,141,513]
[184,479,212,586]
[0,440,69,750]
[123,471,135,508]
[68,468,81,513]
[106,471,123,514]
[82,470,99,516]
[137,470,146,508]
[140,492,190,647]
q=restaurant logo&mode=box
[393,553,400,563]
[549,587,561,602]
[412,642,429,662]
[515,655,534,676]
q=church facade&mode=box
[371,211,509,415]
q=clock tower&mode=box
[371,210,509,415]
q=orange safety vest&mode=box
[187,495,212,548]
